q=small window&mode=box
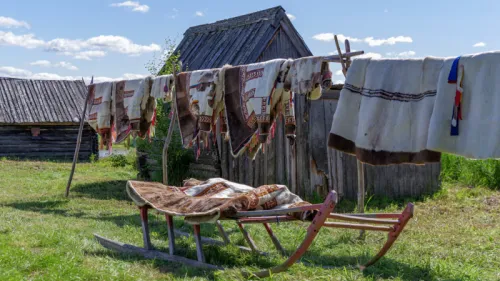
[31,127,40,137]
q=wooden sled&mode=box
[95,191,414,278]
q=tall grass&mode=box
[440,153,500,190]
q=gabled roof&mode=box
[0,77,87,124]
[172,6,312,71]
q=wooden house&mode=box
[0,77,98,161]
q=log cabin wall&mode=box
[218,89,441,200]
[0,124,98,161]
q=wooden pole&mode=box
[333,36,366,239]
[162,62,179,185]
[334,35,347,76]
[357,159,366,239]
[65,77,92,197]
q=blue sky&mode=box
[0,0,496,83]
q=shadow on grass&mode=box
[71,180,131,201]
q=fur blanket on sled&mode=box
[126,178,314,224]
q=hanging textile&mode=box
[175,69,220,148]
[113,77,153,143]
[87,82,113,149]
[284,56,332,100]
[427,51,500,159]
[328,57,443,165]
[151,74,174,102]
[223,59,285,157]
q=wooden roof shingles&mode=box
[0,77,86,124]
[171,6,312,71]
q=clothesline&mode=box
[65,36,364,197]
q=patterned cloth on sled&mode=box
[126,178,314,224]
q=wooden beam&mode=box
[65,77,91,197]
[215,221,231,245]
[323,222,393,232]
[328,213,399,225]
[334,35,347,77]
[322,51,364,63]
[94,234,222,270]
[237,223,258,252]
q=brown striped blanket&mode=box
[126,178,313,224]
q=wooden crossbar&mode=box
[328,214,399,225]
[323,222,394,232]
[232,204,321,218]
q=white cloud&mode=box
[30,60,51,67]
[0,16,30,29]
[195,11,204,17]
[334,80,345,85]
[286,13,296,21]
[334,70,343,76]
[0,66,32,77]
[385,50,416,58]
[73,50,107,60]
[473,42,486,47]
[312,33,362,43]
[364,36,412,46]
[171,8,179,19]
[0,31,45,49]
[0,31,159,58]
[30,60,78,71]
[110,1,149,13]
[85,35,160,55]
[357,52,383,59]
[312,33,412,47]
[0,65,148,84]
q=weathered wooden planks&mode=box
[213,96,441,200]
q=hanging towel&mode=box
[87,82,113,148]
[151,74,174,102]
[328,57,444,165]
[175,69,219,147]
[113,77,153,143]
[275,60,296,137]
[223,59,285,156]
[427,51,500,158]
[285,56,332,100]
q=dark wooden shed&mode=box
[0,77,98,161]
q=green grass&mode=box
[0,157,499,280]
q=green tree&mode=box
[136,39,193,185]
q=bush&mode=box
[136,101,194,186]
[441,153,500,190]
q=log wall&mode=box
[0,124,98,161]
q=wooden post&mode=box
[357,160,366,239]
[334,35,347,76]
[193,224,205,262]
[165,215,175,255]
[65,77,92,197]
[140,207,152,250]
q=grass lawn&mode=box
[0,157,499,280]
